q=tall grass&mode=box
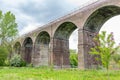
[0,67,120,80]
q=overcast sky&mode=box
[1,0,120,49]
[0,0,93,34]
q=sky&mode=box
[1,0,120,49]
[0,0,93,35]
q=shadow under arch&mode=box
[83,5,120,68]
[22,37,33,63]
[13,42,21,54]
[84,5,120,32]
[53,22,77,68]
[34,31,50,66]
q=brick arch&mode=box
[33,31,50,66]
[84,5,120,32]
[35,31,50,43]
[22,37,33,64]
[13,42,21,54]
[53,22,78,68]
[21,36,33,46]
[81,5,120,68]
[54,22,77,40]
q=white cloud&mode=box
[19,23,43,35]
[1,0,27,8]
[66,0,89,6]
[65,0,98,8]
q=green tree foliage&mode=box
[90,31,119,70]
[70,49,78,68]
[0,11,18,47]
[0,11,18,65]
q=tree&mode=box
[90,31,119,70]
[0,11,18,65]
[0,11,18,48]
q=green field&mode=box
[0,67,120,80]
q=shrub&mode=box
[112,54,120,65]
[0,46,9,66]
[10,54,26,67]
[70,50,78,68]
[4,59,10,66]
[26,63,33,67]
[90,31,119,70]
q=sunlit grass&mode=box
[0,67,120,80]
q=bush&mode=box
[26,63,33,67]
[112,54,120,64]
[0,46,9,66]
[70,50,78,68]
[10,54,26,67]
[4,59,10,66]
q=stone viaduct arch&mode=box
[22,37,33,63]
[53,22,77,68]
[33,31,50,66]
[82,5,120,68]
[14,0,120,69]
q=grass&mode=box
[0,67,120,80]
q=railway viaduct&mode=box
[13,0,120,69]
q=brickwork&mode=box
[53,38,70,68]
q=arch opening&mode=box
[99,15,120,68]
[69,29,78,68]
[34,31,50,66]
[14,42,21,54]
[53,22,77,68]
[83,5,120,68]
[54,22,77,40]
[84,5,120,32]
[100,15,120,46]
[23,37,33,63]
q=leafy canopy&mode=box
[0,11,18,46]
